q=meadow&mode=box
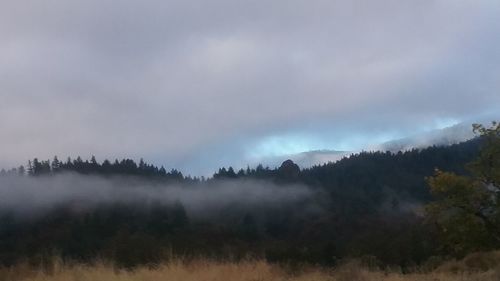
[2,252,500,281]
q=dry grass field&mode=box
[1,252,500,281]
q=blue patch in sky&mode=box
[247,134,326,159]
[246,132,401,159]
[246,118,465,159]
[432,118,460,130]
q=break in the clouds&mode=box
[1,0,499,174]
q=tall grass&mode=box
[1,252,500,281]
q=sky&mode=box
[1,0,499,175]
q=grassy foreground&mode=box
[1,253,500,281]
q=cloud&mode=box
[0,0,499,174]
[0,173,315,219]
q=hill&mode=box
[0,138,484,267]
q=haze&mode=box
[0,173,316,219]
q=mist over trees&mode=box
[0,126,497,269]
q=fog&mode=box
[0,173,316,218]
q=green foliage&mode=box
[470,122,500,186]
[425,122,500,256]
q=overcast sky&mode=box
[1,0,499,175]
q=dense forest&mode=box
[0,131,497,269]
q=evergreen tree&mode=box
[17,165,25,176]
[51,156,61,173]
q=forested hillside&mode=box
[0,138,487,268]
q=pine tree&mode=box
[51,156,61,173]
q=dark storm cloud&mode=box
[1,0,499,173]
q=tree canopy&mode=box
[426,122,500,256]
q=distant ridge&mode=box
[266,122,479,169]
[252,120,498,170]
[254,150,350,170]
[378,122,477,152]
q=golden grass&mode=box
[1,253,500,281]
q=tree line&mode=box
[0,123,498,269]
